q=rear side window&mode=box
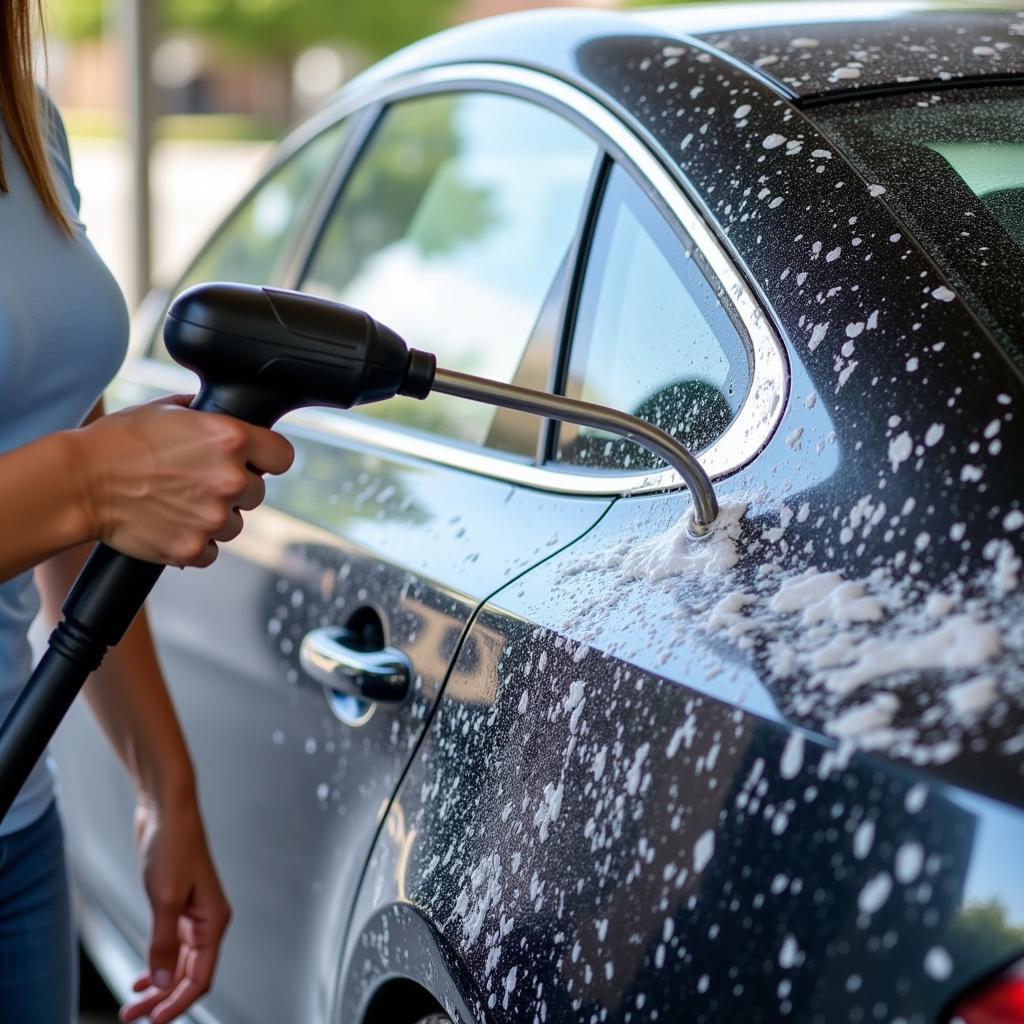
[555,165,751,472]
[301,91,598,452]
[815,85,1024,358]
[151,122,346,362]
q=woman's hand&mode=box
[70,394,294,568]
[119,794,231,1024]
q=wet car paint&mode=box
[693,9,1024,98]
[345,588,1024,1022]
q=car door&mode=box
[55,83,611,1024]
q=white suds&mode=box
[858,872,892,914]
[769,570,885,626]
[947,675,998,716]
[823,616,1001,696]
[829,694,899,738]
[1004,510,1024,531]
[780,732,805,780]
[570,501,749,581]
[895,842,924,883]
[693,830,715,873]
[924,947,953,980]
[888,432,913,472]
[853,819,875,859]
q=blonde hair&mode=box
[0,0,72,233]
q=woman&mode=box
[0,3,295,1022]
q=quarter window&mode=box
[301,92,598,451]
[555,165,751,472]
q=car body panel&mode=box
[341,3,1024,108]
[340,23,1024,806]
[692,10,1024,100]
[344,572,1024,1022]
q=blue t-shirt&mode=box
[0,94,129,836]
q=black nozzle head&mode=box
[163,282,436,426]
[401,349,436,400]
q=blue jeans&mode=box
[0,801,76,1023]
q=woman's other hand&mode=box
[70,394,294,567]
[119,794,231,1024]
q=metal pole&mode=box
[123,0,156,305]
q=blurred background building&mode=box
[43,0,650,303]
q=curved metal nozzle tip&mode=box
[685,512,716,540]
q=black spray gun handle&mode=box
[0,284,436,823]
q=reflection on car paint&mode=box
[348,602,1024,1021]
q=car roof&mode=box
[651,2,1024,100]
[354,2,1024,105]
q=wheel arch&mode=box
[336,903,484,1024]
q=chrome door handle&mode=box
[299,627,410,704]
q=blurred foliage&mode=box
[49,0,460,59]
[177,121,344,289]
[49,0,104,39]
[309,96,496,289]
[947,900,1024,968]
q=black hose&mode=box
[0,545,167,823]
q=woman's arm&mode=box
[0,431,93,581]
[37,536,230,1024]
[0,392,293,584]
[34,399,258,1024]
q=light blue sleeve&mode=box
[36,88,82,218]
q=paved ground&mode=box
[68,136,272,302]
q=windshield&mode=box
[815,86,1024,363]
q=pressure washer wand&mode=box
[0,282,716,824]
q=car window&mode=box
[301,92,598,453]
[816,85,1024,358]
[150,122,346,363]
[555,165,752,473]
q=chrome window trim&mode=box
[125,62,788,497]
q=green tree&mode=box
[50,0,458,60]
[166,0,458,60]
[48,0,105,40]
[947,900,1024,969]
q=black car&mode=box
[57,3,1024,1022]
